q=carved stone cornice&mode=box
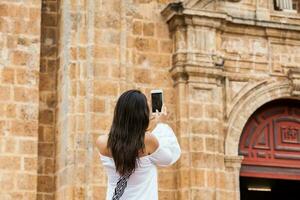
[183,0,242,9]
[161,2,300,34]
[161,2,183,22]
[172,52,223,68]
[162,1,300,85]
[169,63,224,85]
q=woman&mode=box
[96,89,181,200]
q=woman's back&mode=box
[97,123,181,200]
[99,149,159,200]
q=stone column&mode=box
[56,0,95,199]
[173,72,191,199]
[224,156,243,200]
[165,5,227,198]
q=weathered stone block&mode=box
[17,174,37,190]
[143,22,155,36]
[0,156,20,170]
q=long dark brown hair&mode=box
[107,90,150,175]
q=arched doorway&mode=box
[238,99,300,199]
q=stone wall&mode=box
[0,0,41,199]
[2,0,300,199]
[54,0,178,199]
[92,0,177,199]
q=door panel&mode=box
[239,99,300,180]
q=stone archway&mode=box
[225,80,296,157]
[223,79,300,199]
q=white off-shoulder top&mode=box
[99,123,181,200]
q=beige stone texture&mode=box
[1,0,300,199]
[0,0,41,199]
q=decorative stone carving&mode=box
[162,0,300,85]
[288,67,300,96]
[211,54,224,67]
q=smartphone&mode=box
[151,89,163,113]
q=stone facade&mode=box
[162,0,300,199]
[0,0,300,200]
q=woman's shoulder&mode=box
[96,135,110,156]
[96,133,159,157]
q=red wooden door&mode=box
[239,99,300,180]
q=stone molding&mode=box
[225,80,268,119]
[183,0,242,9]
[162,2,300,32]
[169,64,224,84]
[224,155,243,169]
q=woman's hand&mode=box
[147,105,168,132]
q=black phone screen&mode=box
[151,92,163,113]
